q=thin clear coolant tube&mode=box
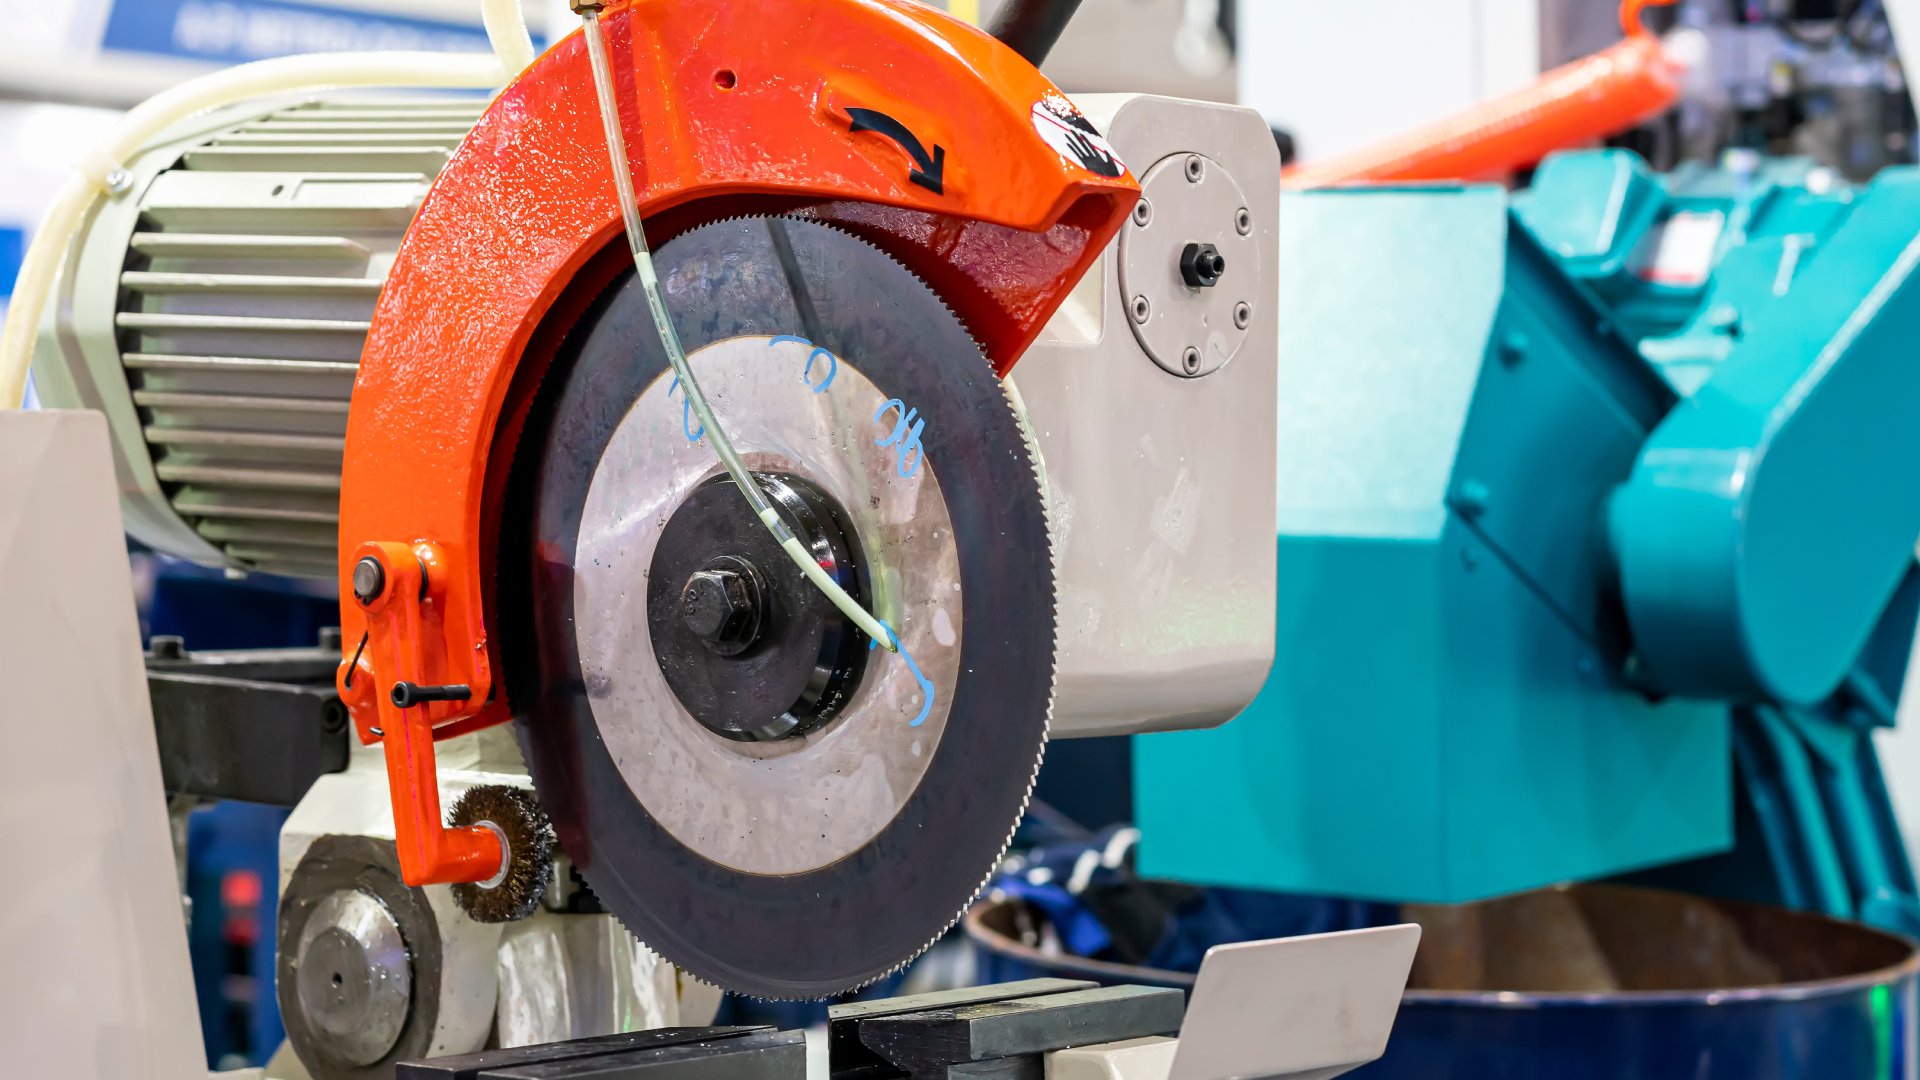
[578,10,898,652]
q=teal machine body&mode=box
[1136,150,1920,929]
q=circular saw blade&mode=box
[502,216,1055,999]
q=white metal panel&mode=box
[1888,0,1920,120]
[1240,0,1541,163]
[0,0,566,109]
[1048,928,1422,1080]
[0,410,207,1080]
[1169,926,1422,1080]
[1049,1036,1180,1080]
[981,0,1238,101]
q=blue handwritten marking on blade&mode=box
[667,375,704,442]
[872,399,927,478]
[803,348,837,392]
[769,335,838,393]
[871,621,936,727]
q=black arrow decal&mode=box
[846,107,946,195]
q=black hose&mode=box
[986,0,1085,66]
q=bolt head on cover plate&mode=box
[1121,152,1262,378]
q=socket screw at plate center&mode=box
[1180,243,1227,288]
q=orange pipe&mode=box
[1283,9,1686,190]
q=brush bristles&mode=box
[449,785,554,924]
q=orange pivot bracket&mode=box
[341,540,504,887]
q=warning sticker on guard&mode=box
[1032,94,1126,178]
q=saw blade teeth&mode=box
[780,215,1058,994]
[844,350,1062,1001]
[720,232,1055,1002]
[792,212,1061,997]
[513,213,1064,1001]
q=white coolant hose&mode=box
[577,7,899,652]
[0,0,536,409]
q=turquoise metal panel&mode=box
[1611,169,1920,706]
[1134,185,1730,903]
[1514,150,1855,394]
[1517,150,1665,283]
[1135,521,1728,903]
[1444,224,1668,646]
[1436,529,1727,900]
[1136,538,1451,899]
[1269,184,1502,542]
[1136,148,1920,920]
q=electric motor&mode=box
[34,96,480,578]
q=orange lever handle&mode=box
[343,540,504,887]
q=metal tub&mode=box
[966,883,1920,1077]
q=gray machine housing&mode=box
[1022,94,1279,737]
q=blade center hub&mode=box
[646,471,870,743]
